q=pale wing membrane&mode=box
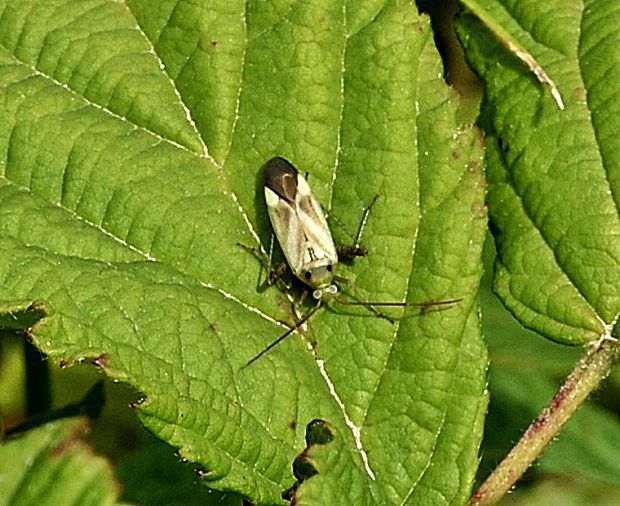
[294,189,337,271]
[268,196,305,274]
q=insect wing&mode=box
[294,171,337,266]
[264,158,337,281]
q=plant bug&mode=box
[264,156,340,300]
[243,157,459,366]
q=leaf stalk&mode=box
[469,336,620,505]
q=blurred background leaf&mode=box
[0,416,123,506]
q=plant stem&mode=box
[469,336,620,505]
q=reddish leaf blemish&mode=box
[91,354,108,368]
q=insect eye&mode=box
[326,264,333,272]
[304,271,312,280]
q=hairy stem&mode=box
[469,336,620,505]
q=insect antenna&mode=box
[242,301,323,368]
[327,287,394,323]
[335,297,462,314]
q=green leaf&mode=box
[0,417,122,506]
[0,1,487,504]
[458,0,620,344]
[288,419,388,505]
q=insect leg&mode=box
[332,194,380,261]
[237,242,290,291]
[242,300,323,368]
[353,194,379,250]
